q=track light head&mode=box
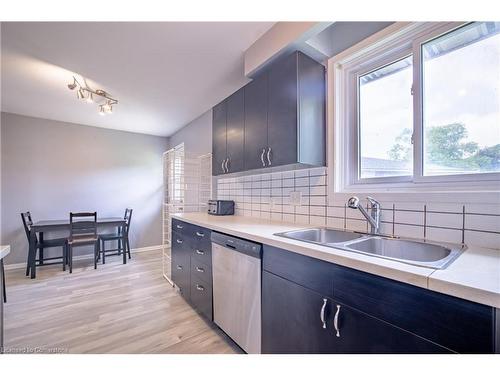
[102,101,113,114]
[77,88,86,100]
[68,75,118,114]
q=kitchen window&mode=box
[330,22,500,191]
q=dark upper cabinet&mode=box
[212,101,227,176]
[226,89,245,173]
[212,50,326,175]
[267,52,298,167]
[244,73,269,171]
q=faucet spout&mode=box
[347,196,381,235]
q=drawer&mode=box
[189,225,211,250]
[263,245,334,297]
[332,266,495,353]
[191,242,212,266]
[190,256,212,283]
[190,274,213,320]
[172,218,191,235]
[171,232,190,299]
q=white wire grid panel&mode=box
[162,145,212,284]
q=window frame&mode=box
[354,48,414,184]
[328,22,500,193]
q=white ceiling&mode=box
[1,22,274,137]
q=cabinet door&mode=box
[244,74,269,171]
[262,271,336,354]
[226,88,245,173]
[332,302,451,354]
[267,52,298,167]
[212,101,227,176]
[171,232,190,300]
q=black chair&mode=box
[21,212,68,274]
[99,208,133,264]
[68,212,99,273]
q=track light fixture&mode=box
[67,76,118,115]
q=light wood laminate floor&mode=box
[3,250,242,354]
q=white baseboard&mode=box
[4,244,166,271]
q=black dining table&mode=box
[28,217,126,279]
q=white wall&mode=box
[1,112,169,264]
[168,109,212,155]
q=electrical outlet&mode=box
[290,191,302,206]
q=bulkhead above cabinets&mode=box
[212,51,326,176]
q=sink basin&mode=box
[344,237,463,269]
[274,227,464,269]
[275,228,364,244]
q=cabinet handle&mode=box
[176,224,183,229]
[196,266,205,273]
[221,160,225,173]
[195,249,205,255]
[334,304,341,337]
[267,147,272,166]
[196,284,205,291]
[195,231,205,237]
[260,148,266,167]
[320,298,327,329]
[176,265,183,270]
[225,158,230,173]
[176,239,183,244]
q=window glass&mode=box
[358,55,414,179]
[422,22,500,176]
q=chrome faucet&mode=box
[347,196,381,235]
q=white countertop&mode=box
[0,245,10,260]
[173,212,500,309]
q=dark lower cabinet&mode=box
[0,259,4,352]
[263,244,497,354]
[190,274,213,320]
[262,271,336,353]
[262,271,450,354]
[171,232,191,300]
[171,219,212,320]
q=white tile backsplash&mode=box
[216,169,500,250]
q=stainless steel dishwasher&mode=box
[211,232,262,354]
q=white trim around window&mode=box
[327,22,500,199]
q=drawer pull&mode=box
[176,265,183,270]
[195,249,205,255]
[176,224,183,229]
[334,304,341,337]
[320,298,327,329]
[196,284,205,291]
[196,266,205,273]
[195,231,205,237]
[176,239,183,244]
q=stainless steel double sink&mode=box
[274,228,465,269]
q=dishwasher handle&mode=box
[211,231,262,259]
